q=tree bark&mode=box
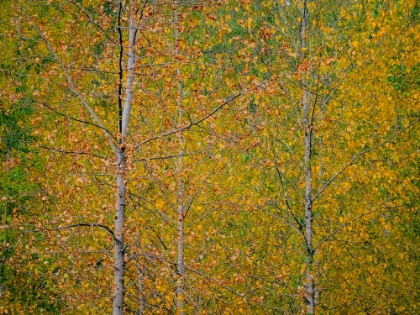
[113,2,137,314]
[300,0,316,313]
[113,148,126,315]
[174,3,186,314]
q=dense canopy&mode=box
[0,0,419,314]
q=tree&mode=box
[244,0,419,313]
[9,0,243,313]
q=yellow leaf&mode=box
[247,17,252,30]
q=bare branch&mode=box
[32,223,119,244]
[0,137,106,159]
[21,9,117,153]
[134,92,242,150]
[39,101,115,139]
[312,116,420,202]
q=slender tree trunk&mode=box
[176,162,185,314]
[113,148,126,315]
[113,3,137,314]
[174,4,186,314]
[300,0,316,313]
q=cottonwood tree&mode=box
[230,0,420,313]
[121,2,248,313]
[14,1,147,313]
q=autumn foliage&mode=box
[0,0,419,314]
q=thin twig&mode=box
[134,93,242,150]
[32,223,119,244]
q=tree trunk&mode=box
[113,148,126,315]
[174,4,186,314]
[300,0,316,313]
[113,3,137,314]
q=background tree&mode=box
[241,0,419,313]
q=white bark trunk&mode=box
[113,149,126,315]
[174,4,186,314]
[113,3,137,314]
[300,1,316,313]
[121,10,137,138]
[176,112,185,314]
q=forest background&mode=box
[0,0,419,314]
